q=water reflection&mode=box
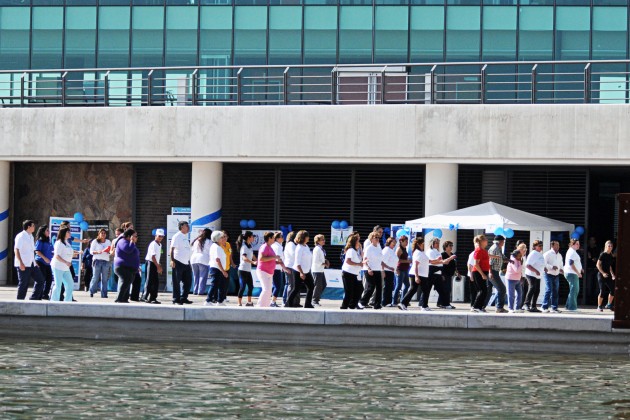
[0,338,629,418]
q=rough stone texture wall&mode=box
[13,163,133,237]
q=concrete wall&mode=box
[1,104,630,165]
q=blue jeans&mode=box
[89,260,111,297]
[51,269,74,302]
[542,273,560,310]
[565,273,580,311]
[507,279,522,311]
[16,265,45,300]
[206,267,227,303]
[192,263,209,295]
[393,271,409,305]
[487,269,506,309]
[272,269,285,298]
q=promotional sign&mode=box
[49,216,83,290]
[165,214,191,292]
[331,226,353,246]
[171,207,191,215]
[240,230,268,251]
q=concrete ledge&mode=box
[325,310,467,328]
[0,301,47,317]
[467,313,613,333]
[184,306,325,324]
[46,302,185,321]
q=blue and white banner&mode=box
[49,216,83,290]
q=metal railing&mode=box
[1,60,630,108]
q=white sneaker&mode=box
[551,309,561,313]
[508,309,515,313]
[357,303,365,309]
[203,301,214,306]
[224,298,230,303]
[421,307,432,312]
[471,308,480,313]
[398,303,407,311]
[542,308,550,313]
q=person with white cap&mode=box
[142,229,164,304]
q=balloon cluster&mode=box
[396,227,411,238]
[279,224,293,237]
[494,227,514,238]
[432,229,443,239]
[331,220,349,229]
[73,212,89,232]
[448,224,460,231]
[239,219,257,229]
[570,226,585,240]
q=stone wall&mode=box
[12,162,133,240]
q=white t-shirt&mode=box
[238,245,254,272]
[190,239,211,265]
[51,240,74,272]
[292,244,313,274]
[363,243,383,271]
[426,247,443,274]
[209,242,227,270]
[410,249,430,278]
[543,249,563,276]
[145,240,162,264]
[91,239,112,262]
[284,241,296,268]
[342,248,362,276]
[14,230,35,267]
[311,245,327,273]
[170,231,191,264]
[382,246,398,272]
[467,250,476,277]
[564,247,583,275]
[272,241,284,270]
[525,250,545,279]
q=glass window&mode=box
[98,7,130,68]
[410,6,444,62]
[165,6,198,66]
[374,6,409,63]
[31,7,63,69]
[269,6,302,65]
[592,7,627,59]
[131,6,164,66]
[303,6,337,64]
[65,7,97,68]
[555,7,590,60]
[200,6,232,65]
[234,6,267,65]
[445,6,480,61]
[482,6,516,60]
[339,6,373,64]
[0,7,30,70]
[518,6,553,61]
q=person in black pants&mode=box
[82,246,93,292]
[170,221,193,305]
[439,240,458,309]
[287,230,314,308]
[34,225,54,300]
[113,229,140,303]
[399,237,429,310]
[340,233,364,309]
[142,229,164,304]
[359,232,384,309]
[471,235,490,312]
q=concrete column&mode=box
[424,163,459,249]
[0,161,9,285]
[190,162,222,231]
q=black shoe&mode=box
[115,300,129,303]
[528,307,541,313]
[130,298,140,302]
[173,300,182,305]
[373,306,382,310]
[140,297,148,303]
[304,305,315,309]
[150,300,161,304]
[340,306,348,309]
[181,299,193,304]
[90,293,94,298]
[72,299,77,302]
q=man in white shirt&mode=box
[142,229,164,304]
[542,240,563,313]
[14,220,45,300]
[359,232,384,309]
[170,221,192,305]
[524,240,545,312]
[563,239,583,311]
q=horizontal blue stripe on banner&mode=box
[191,209,222,226]
[0,209,8,223]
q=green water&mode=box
[0,338,629,419]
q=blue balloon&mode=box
[331,220,340,229]
[575,226,585,235]
[79,221,89,232]
[73,212,84,223]
[571,232,580,240]
[494,227,504,236]
[240,219,248,229]
[449,224,455,231]
[340,220,349,229]
[504,228,514,239]
[433,229,443,239]
[152,228,157,236]
[396,229,408,238]
[247,219,256,229]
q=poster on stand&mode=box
[49,216,83,290]
[331,226,353,246]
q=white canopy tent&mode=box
[405,202,575,233]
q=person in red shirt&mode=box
[472,234,490,313]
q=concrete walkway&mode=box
[1,287,628,355]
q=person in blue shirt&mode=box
[82,244,94,292]
[34,225,54,300]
